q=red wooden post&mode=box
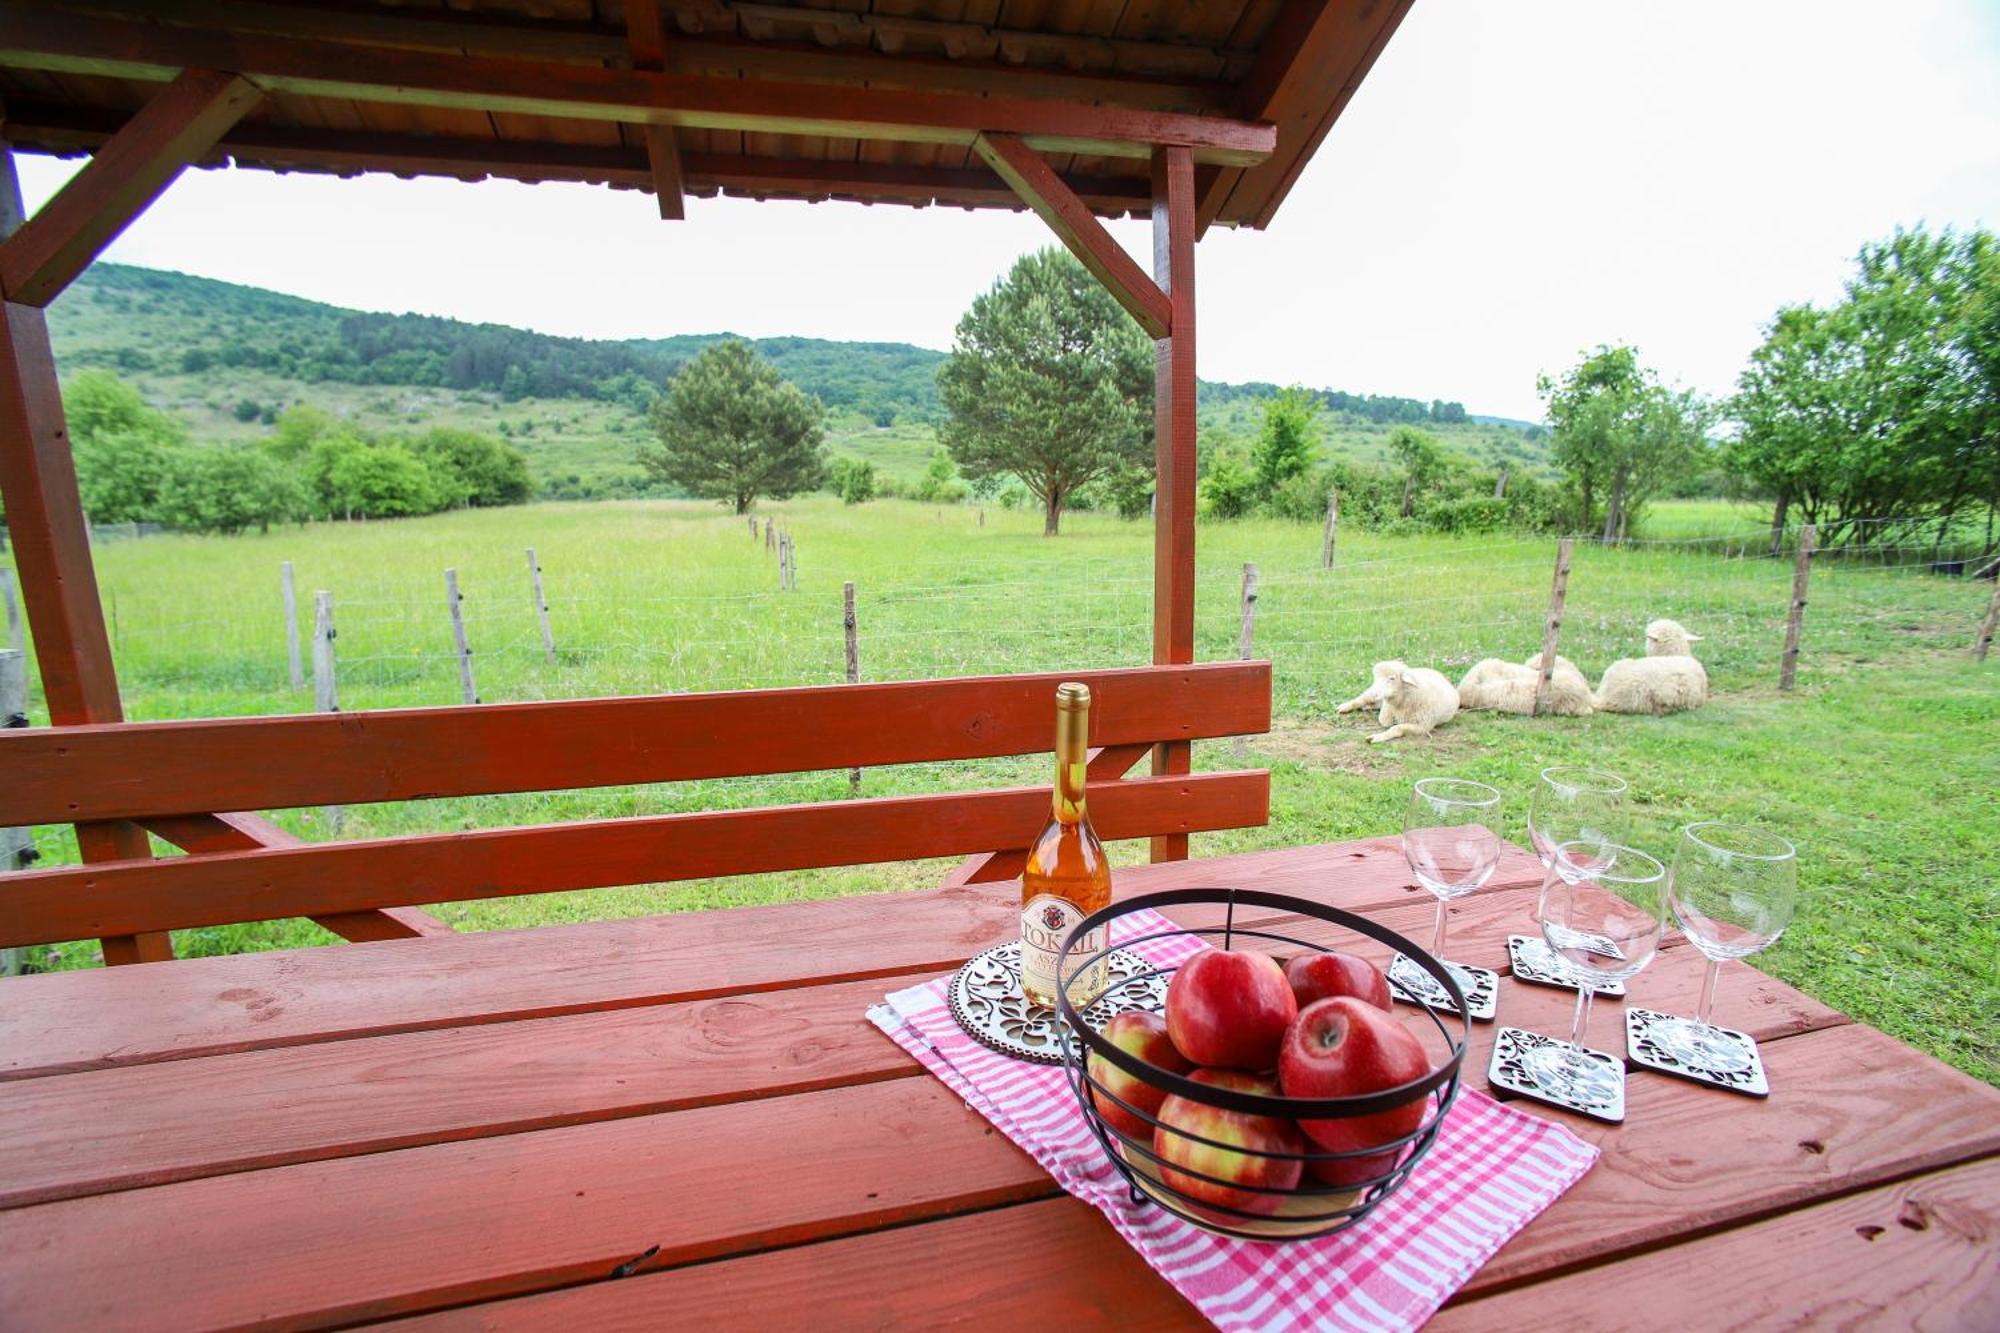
[1149,143,1196,862]
[0,150,168,963]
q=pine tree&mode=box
[641,340,827,513]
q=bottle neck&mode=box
[1052,704,1089,824]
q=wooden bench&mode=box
[0,662,1270,951]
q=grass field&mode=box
[8,497,1996,1085]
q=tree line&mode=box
[54,372,530,534]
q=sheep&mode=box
[1595,619,1709,715]
[1456,651,1595,717]
[1335,659,1460,743]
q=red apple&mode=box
[1152,1069,1305,1215]
[1165,949,1297,1070]
[1283,951,1392,1012]
[1278,997,1430,1187]
[1087,1011,1194,1144]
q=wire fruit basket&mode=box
[1056,887,1471,1242]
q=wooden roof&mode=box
[0,1,1413,230]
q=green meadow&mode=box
[9,497,1996,1084]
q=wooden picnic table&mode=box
[1,836,1995,1329]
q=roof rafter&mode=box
[623,0,685,221]
[0,8,1277,166]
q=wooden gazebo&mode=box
[0,1,1407,960]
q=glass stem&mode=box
[1431,897,1448,962]
[1567,985,1593,1054]
[1696,958,1723,1028]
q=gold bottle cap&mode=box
[1055,682,1091,710]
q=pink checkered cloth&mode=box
[868,907,1597,1332]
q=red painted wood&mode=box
[0,840,1521,1080]
[0,661,1270,825]
[0,69,259,305]
[395,1198,1206,1331]
[975,132,1172,337]
[0,770,1270,946]
[143,811,453,940]
[0,1079,1055,1330]
[940,741,1152,887]
[0,8,1280,166]
[0,155,168,965]
[1150,143,1198,863]
[1435,1158,2000,1330]
[0,891,1836,1211]
[622,0,685,221]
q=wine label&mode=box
[1020,893,1107,1009]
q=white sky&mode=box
[17,0,2000,421]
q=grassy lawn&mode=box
[8,497,1995,1085]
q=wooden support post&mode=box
[1321,490,1338,568]
[311,590,341,835]
[1973,578,1999,663]
[1,562,21,653]
[0,149,168,965]
[623,0,686,220]
[1149,143,1197,863]
[280,559,302,689]
[843,580,861,796]
[1779,524,1817,691]
[1,648,29,976]
[1532,538,1575,717]
[527,547,555,664]
[444,567,478,704]
[0,70,261,306]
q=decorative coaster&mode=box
[1507,935,1626,997]
[1487,1025,1626,1123]
[1626,1007,1770,1097]
[948,941,1167,1064]
[1389,953,1497,1022]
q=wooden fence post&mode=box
[978,509,985,528]
[444,568,478,705]
[1,649,30,976]
[280,560,303,689]
[1321,491,1339,568]
[1532,538,1575,717]
[765,518,775,551]
[1973,578,1999,663]
[0,563,21,654]
[527,547,555,664]
[778,532,790,590]
[748,516,757,539]
[311,592,342,835]
[786,532,798,589]
[1233,562,1258,758]
[1779,523,1817,691]
[1493,467,1509,500]
[843,580,861,795]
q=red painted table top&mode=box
[1,838,1995,1329]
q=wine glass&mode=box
[1528,767,1629,870]
[1656,822,1798,1072]
[1526,841,1668,1105]
[1403,778,1504,987]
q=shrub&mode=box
[828,456,877,504]
[1200,449,1258,519]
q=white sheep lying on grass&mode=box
[1595,619,1709,715]
[1456,651,1595,717]
[1335,660,1460,743]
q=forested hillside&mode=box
[47,263,1544,499]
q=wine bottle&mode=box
[1019,682,1112,1010]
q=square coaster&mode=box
[1626,1007,1770,1096]
[1389,953,1497,1022]
[1507,935,1626,997]
[1487,1025,1626,1123]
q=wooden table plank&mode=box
[393,1198,1208,1332]
[1433,1157,2000,1331]
[0,839,1542,1080]
[0,882,1843,1210]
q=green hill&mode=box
[46,263,1546,498]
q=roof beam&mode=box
[0,107,1158,214]
[974,132,1170,339]
[623,0,684,221]
[0,8,1276,166]
[0,68,258,305]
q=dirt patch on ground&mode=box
[1246,719,1402,774]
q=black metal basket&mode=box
[1056,886,1471,1242]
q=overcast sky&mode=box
[16,0,2000,421]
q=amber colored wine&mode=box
[1019,682,1113,1010]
